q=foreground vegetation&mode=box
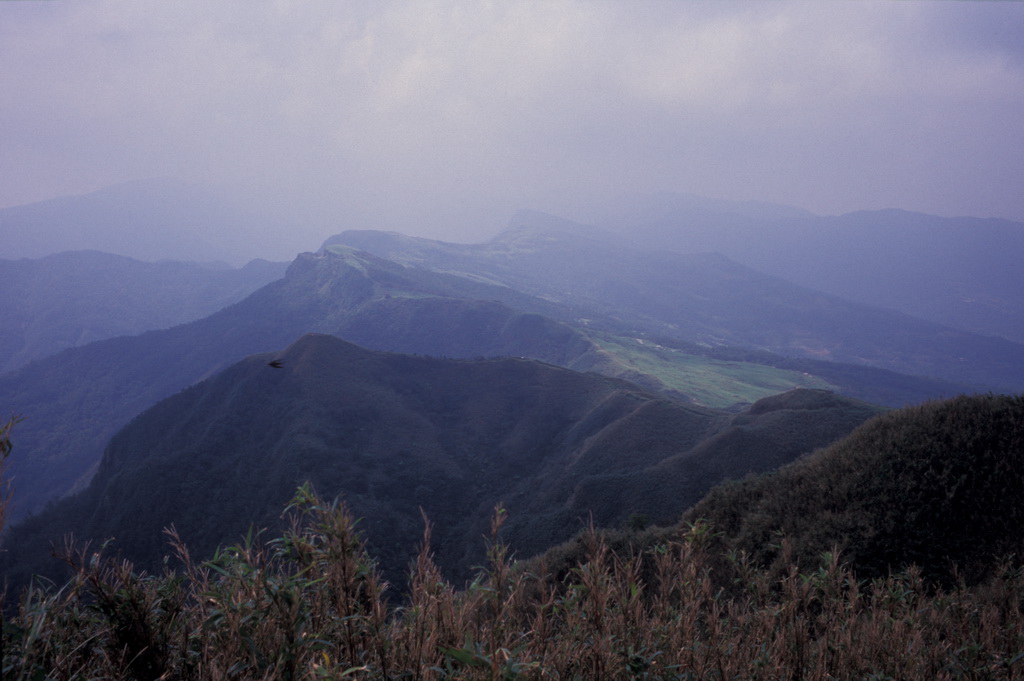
[4,485,1023,680]
[684,393,1024,587]
[5,392,1024,680]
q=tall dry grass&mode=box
[3,485,1024,680]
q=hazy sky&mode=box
[3,0,1024,245]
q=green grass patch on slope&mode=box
[590,335,837,408]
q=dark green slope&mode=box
[0,250,287,374]
[3,335,879,592]
[3,334,716,587]
[330,215,1024,393]
[684,393,1024,585]
[0,249,598,521]
[501,388,883,555]
[334,294,590,365]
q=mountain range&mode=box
[586,191,1024,344]
[3,180,1024,598]
[2,333,883,591]
[0,251,287,374]
[0,179,306,265]
[0,242,967,524]
[329,212,1024,392]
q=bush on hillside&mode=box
[685,393,1024,585]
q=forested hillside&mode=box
[683,392,1024,586]
[2,334,881,593]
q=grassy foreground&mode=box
[4,484,1023,681]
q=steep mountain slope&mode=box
[591,193,1024,344]
[684,393,1024,585]
[2,245,912,523]
[329,213,1024,392]
[0,249,587,520]
[0,251,287,373]
[3,334,881,590]
[499,387,883,557]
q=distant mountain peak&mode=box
[0,177,288,265]
[498,210,629,248]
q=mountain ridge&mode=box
[2,333,882,591]
[0,179,298,265]
[0,239,978,523]
[327,218,1024,392]
[590,194,1024,344]
[0,250,287,373]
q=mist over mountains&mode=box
[0,251,287,374]
[0,247,595,520]
[2,241,933,525]
[6,4,1024,674]
[2,179,1023,603]
[586,192,1024,344]
[0,179,304,266]
[330,211,1024,392]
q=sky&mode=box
[3,0,1024,250]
